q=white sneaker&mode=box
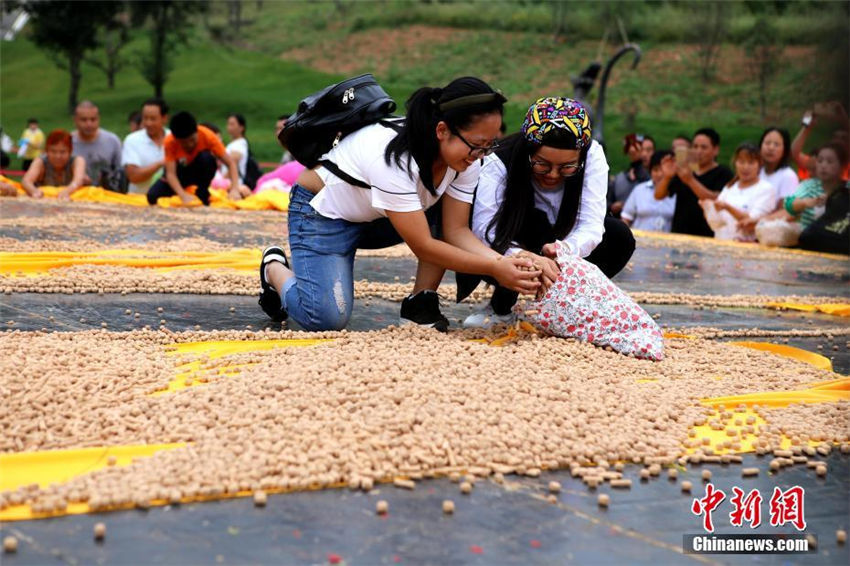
[462,304,516,329]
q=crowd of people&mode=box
[605,102,850,255]
[0,87,847,334]
[0,99,297,204]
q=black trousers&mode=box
[463,216,636,315]
[146,150,217,205]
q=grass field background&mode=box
[1,0,846,172]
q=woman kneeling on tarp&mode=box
[259,77,542,331]
[459,97,635,328]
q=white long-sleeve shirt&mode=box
[471,140,609,257]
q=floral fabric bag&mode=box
[516,242,664,361]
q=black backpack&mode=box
[279,74,397,188]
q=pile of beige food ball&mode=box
[1,325,847,518]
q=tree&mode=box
[693,1,728,83]
[745,16,781,120]
[85,4,132,90]
[131,1,207,98]
[13,0,119,114]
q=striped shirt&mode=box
[784,179,825,228]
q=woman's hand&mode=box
[491,256,541,295]
[29,187,44,199]
[57,187,73,201]
[737,217,758,234]
[660,154,677,179]
[800,195,826,209]
[515,250,560,295]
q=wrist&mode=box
[487,256,502,277]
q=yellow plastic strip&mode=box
[1,177,289,211]
[153,339,334,395]
[0,250,262,276]
[730,341,833,371]
[0,443,185,493]
[765,302,850,317]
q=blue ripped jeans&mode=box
[282,185,431,331]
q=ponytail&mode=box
[385,77,506,195]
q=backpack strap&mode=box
[318,159,371,189]
[317,119,401,190]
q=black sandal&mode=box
[258,246,290,321]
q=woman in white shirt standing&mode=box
[222,113,251,197]
[712,143,778,241]
[758,127,798,201]
[259,77,541,331]
[460,97,635,328]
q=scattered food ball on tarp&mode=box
[3,536,17,553]
[93,522,106,541]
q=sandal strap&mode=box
[262,253,288,267]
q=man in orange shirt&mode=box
[146,111,241,205]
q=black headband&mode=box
[437,91,507,113]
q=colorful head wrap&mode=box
[521,97,592,150]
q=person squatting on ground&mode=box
[146,111,242,206]
[621,150,677,233]
[71,101,124,193]
[258,77,542,331]
[122,98,169,195]
[18,118,44,172]
[607,133,654,218]
[20,129,86,200]
[758,126,798,203]
[654,127,734,237]
[217,113,253,197]
[459,97,635,329]
[704,143,777,242]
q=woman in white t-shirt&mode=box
[710,143,777,241]
[258,77,541,331]
[758,127,798,201]
[221,113,251,197]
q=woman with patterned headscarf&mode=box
[459,97,635,328]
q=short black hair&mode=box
[128,110,141,125]
[673,134,691,143]
[142,97,169,117]
[170,111,198,138]
[277,114,290,121]
[27,118,38,124]
[694,127,720,147]
[650,149,673,170]
[642,134,656,147]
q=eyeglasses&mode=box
[449,126,500,158]
[529,157,583,177]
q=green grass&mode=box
[0,37,340,165]
[1,0,845,172]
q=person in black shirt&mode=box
[654,127,734,236]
